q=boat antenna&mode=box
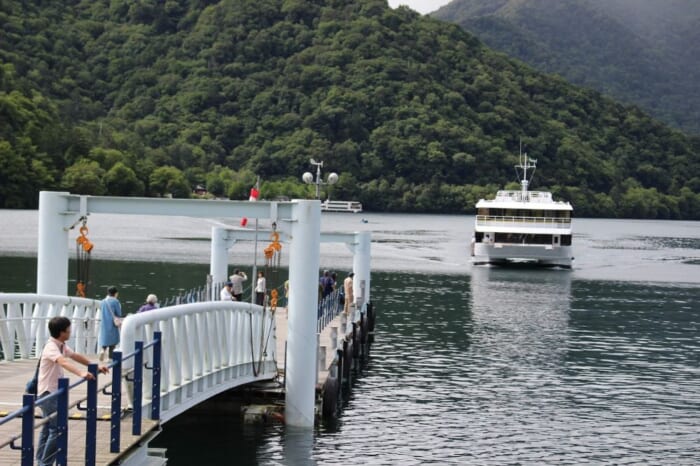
[515,140,536,197]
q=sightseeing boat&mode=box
[471,148,573,268]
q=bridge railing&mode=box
[120,300,277,422]
[317,288,343,333]
[0,294,101,361]
[0,332,162,466]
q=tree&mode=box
[149,166,190,198]
[0,140,31,208]
[61,159,106,195]
[104,162,145,196]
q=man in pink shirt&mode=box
[36,316,109,465]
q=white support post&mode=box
[210,227,235,287]
[37,191,72,295]
[285,200,321,428]
[353,231,371,307]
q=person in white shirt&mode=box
[229,269,247,301]
[255,271,266,306]
[343,272,355,315]
[36,316,109,465]
[220,281,234,301]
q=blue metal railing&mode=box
[0,331,162,466]
[317,289,343,333]
[161,281,254,306]
[161,283,212,306]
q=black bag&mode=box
[25,357,41,396]
[25,376,38,396]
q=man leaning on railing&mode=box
[35,316,109,466]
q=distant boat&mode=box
[321,200,363,213]
[471,144,573,268]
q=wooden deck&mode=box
[0,357,159,465]
[275,305,351,387]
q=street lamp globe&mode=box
[327,172,338,184]
[302,172,314,184]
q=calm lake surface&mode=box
[0,210,699,464]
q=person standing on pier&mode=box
[255,271,266,306]
[229,269,247,301]
[343,272,354,315]
[98,286,121,362]
[37,316,109,466]
[137,294,158,313]
[220,281,234,301]
[320,270,334,298]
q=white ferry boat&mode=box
[321,200,363,213]
[471,147,573,268]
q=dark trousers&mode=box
[255,292,265,306]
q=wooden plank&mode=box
[0,358,159,465]
[275,305,353,388]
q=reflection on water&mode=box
[305,270,698,465]
[469,266,572,372]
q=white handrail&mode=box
[120,301,276,395]
[0,293,101,360]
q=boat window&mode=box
[561,235,572,246]
[494,233,554,244]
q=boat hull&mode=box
[472,242,573,268]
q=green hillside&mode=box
[1,0,699,219]
[433,0,700,135]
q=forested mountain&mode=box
[433,0,700,135]
[1,0,699,219]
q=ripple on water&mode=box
[302,275,700,465]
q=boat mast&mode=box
[517,140,536,199]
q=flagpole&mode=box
[251,176,260,304]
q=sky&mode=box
[387,0,452,15]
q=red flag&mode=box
[249,187,259,202]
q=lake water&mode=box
[0,210,699,464]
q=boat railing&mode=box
[493,191,556,202]
[476,215,571,227]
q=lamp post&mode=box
[302,159,338,200]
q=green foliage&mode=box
[0,0,698,219]
[61,160,106,195]
[149,166,191,199]
[434,0,700,135]
[104,162,145,196]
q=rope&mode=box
[247,308,278,377]
[248,225,284,375]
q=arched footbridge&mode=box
[0,293,279,465]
